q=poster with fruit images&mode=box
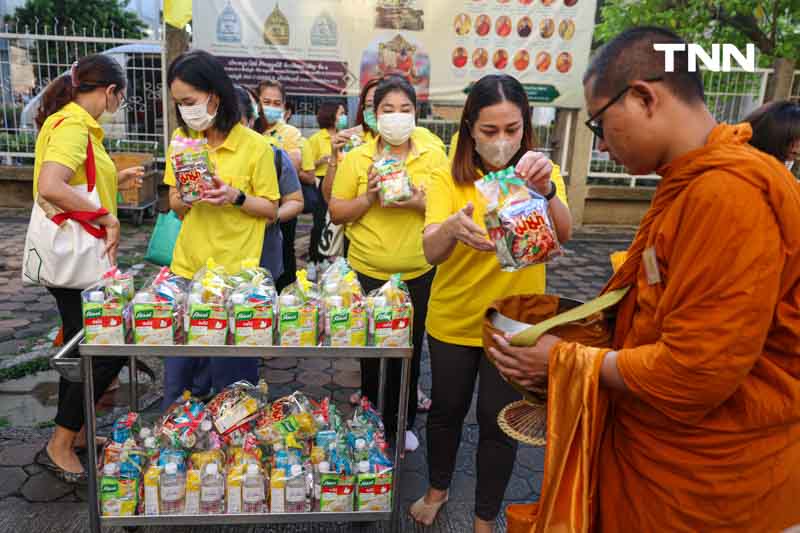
[193,0,596,107]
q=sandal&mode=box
[409,491,449,526]
[35,446,88,485]
[417,387,432,412]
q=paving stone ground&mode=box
[0,208,635,532]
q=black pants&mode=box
[276,219,297,293]
[48,287,126,433]
[309,181,327,264]
[426,335,521,521]
[356,269,434,439]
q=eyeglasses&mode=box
[585,77,663,140]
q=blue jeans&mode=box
[162,357,259,410]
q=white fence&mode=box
[0,21,167,164]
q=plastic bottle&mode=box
[310,447,326,510]
[274,443,290,472]
[195,419,214,450]
[242,463,266,513]
[270,468,286,513]
[143,436,159,467]
[100,462,121,517]
[160,462,186,515]
[354,438,369,463]
[200,463,225,514]
[139,427,153,442]
[285,464,306,513]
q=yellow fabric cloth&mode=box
[609,251,627,273]
[425,164,567,346]
[332,137,448,281]
[300,137,316,173]
[448,131,459,161]
[303,128,333,176]
[264,121,302,153]
[34,102,118,215]
[164,0,192,28]
[513,123,800,533]
[163,124,280,279]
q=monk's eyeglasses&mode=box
[585,77,663,140]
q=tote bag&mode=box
[22,129,111,288]
[144,210,182,267]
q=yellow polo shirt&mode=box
[164,124,280,279]
[33,102,118,215]
[264,121,303,153]
[425,164,568,346]
[302,128,333,177]
[332,137,448,281]
[448,131,459,161]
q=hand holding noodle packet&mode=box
[475,167,562,271]
[373,154,412,207]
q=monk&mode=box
[490,26,800,532]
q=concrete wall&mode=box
[0,166,34,209]
[582,186,653,226]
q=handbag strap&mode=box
[48,123,109,239]
[510,287,631,346]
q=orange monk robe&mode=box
[526,123,800,533]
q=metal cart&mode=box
[53,335,412,533]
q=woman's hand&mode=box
[386,184,425,213]
[365,166,381,206]
[118,166,145,191]
[489,333,561,389]
[97,213,121,265]
[443,202,494,252]
[200,175,238,206]
[316,155,332,167]
[331,132,349,154]
[515,151,552,196]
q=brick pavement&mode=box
[0,207,635,532]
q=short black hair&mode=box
[584,26,704,105]
[316,102,340,130]
[373,75,417,112]
[745,101,800,162]
[167,49,241,134]
[234,84,254,122]
[258,79,286,104]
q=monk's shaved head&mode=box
[584,26,705,105]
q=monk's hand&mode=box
[489,333,561,389]
[515,151,553,196]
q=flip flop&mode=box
[409,491,449,526]
[35,446,88,485]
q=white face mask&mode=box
[786,160,795,171]
[377,112,415,146]
[178,97,217,132]
[474,137,521,169]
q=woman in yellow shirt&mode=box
[411,74,572,532]
[301,102,346,266]
[163,50,279,408]
[329,76,449,452]
[31,55,143,484]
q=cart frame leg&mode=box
[389,357,411,533]
[83,355,101,533]
[128,355,138,412]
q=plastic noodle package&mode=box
[170,135,215,204]
[367,274,413,347]
[204,381,260,435]
[186,259,231,346]
[373,155,412,207]
[161,391,207,449]
[229,260,277,346]
[475,166,562,271]
[132,267,188,345]
[320,259,367,347]
[278,269,320,346]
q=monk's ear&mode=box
[628,80,659,118]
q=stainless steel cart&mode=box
[56,337,412,533]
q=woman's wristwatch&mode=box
[233,189,247,207]
[544,181,557,201]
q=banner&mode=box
[192,0,597,107]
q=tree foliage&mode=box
[6,0,147,38]
[595,0,800,62]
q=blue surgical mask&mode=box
[263,106,284,124]
[363,109,378,131]
[336,114,348,131]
